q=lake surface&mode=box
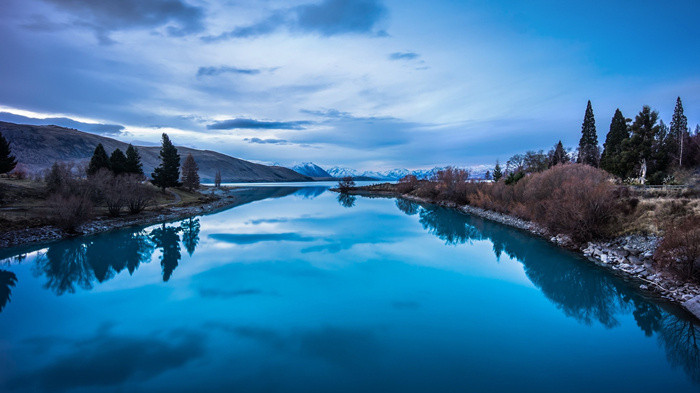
[1,185,699,393]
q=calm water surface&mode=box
[0,186,698,392]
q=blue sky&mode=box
[0,0,698,170]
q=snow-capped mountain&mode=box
[321,165,493,180]
[326,166,359,178]
[290,162,332,178]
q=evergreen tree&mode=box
[151,133,180,190]
[577,100,600,166]
[600,109,630,178]
[0,132,17,175]
[150,223,181,282]
[181,153,200,191]
[214,169,222,188]
[484,170,491,180]
[109,148,127,175]
[87,143,110,175]
[624,106,661,182]
[549,140,569,167]
[180,218,201,257]
[124,144,144,176]
[492,160,503,181]
[668,97,689,167]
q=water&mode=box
[0,186,698,393]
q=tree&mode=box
[549,140,570,167]
[214,169,222,188]
[523,150,549,173]
[181,153,200,191]
[181,218,201,256]
[0,132,17,175]
[150,223,181,282]
[337,176,355,192]
[668,97,689,168]
[151,133,180,190]
[492,160,503,182]
[577,100,600,166]
[87,143,110,176]
[484,170,491,180]
[600,109,630,178]
[109,148,127,175]
[624,106,661,183]
[125,144,144,176]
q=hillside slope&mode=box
[0,122,310,182]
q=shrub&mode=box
[44,162,77,194]
[337,176,355,192]
[124,176,155,214]
[654,216,700,281]
[396,174,418,194]
[47,191,93,232]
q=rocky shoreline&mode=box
[342,189,700,321]
[0,191,238,251]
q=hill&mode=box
[0,122,310,183]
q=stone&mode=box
[628,255,642,265]
[640,284,648,290]
[682,295,700,320]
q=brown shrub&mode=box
[396,174,418,194]
[124,177,156,214]
[47,191,93,232]
[654,216,700,281]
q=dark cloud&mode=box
[197,66,263,77]
[244,137,290,144]
[9,327,205,391]
[0,112,125,135]
[207,118,311,130]
[389,51,419,61]
[208,233,317,244]
[40,0,205,44]
[203,0,387,41]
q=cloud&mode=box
[207,118,312,130]
[40,0,205,44]
[0,112,125,135]
[208,233,317,244]
[389,51,419,61]
[244,137,290,145]
[196,66,265,77]
[9,326,205,391]
[203,0,388,41]
[198,288,266,298]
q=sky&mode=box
[0,0,699,170]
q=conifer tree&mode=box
[181,153,200,191]
[109,148,127,175]
[214,169,222,188]
[668,97,689,167]
[600,109,630,178]
[151,133,180,190]
[0,132,17,175]
[625,106,661,182]
[492,160,503,182]
[577,100,600,166]
[125,144,144,176]
[87,143,110,175]
[549,141,569,167]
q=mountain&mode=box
[326,166,359,178]
[0,122,311,183]
[290,162,332,178]
[322,165,492,180]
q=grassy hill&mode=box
[0,122,310,182]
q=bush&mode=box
[337,176,355,192]
[124,176,155,214]
[47,191,93,232]
[396,174,418,194]
[654,216,700,281]
[44,162,78,194]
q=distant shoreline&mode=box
[332,186,700,321]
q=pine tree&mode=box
[577,100,600,166]
[600,109,630,178]
[214,169,222,188]
[625,106,661,182]
[124,144,144,176]
[151,133,180,190]
[87,143,110,175]
[0,132,17,175]
[549,140,569,167]
[109,148,127,175]
[181,153,200,191]
[668,97,689,167]
[492,160,503,182]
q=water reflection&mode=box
[337,193,356,208]
[0,269,17,312]
[395,199,700,383]
[181,218,201,257]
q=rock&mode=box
[628,255,642,265]
[640,284,648,290]
[682,295,700,320]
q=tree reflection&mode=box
[150,223,182,282]
[0,269,17,313]
[337,193,356,208]
[34,230,154,295]
[397,199,700,385]
[181,218,201,257]
[395,199,419,215]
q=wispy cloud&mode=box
[207,118,312,130]
[244,137,290,145]
[389,52,419,61]
[197,66,263,77]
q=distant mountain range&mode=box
[298,164,492,180]
[290,162,333,179]
[0,122,311,183]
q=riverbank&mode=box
[335,187,700,320]
[0,187,239,250]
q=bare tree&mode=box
[214,169,222,188]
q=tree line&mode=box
[490,97,700,185]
